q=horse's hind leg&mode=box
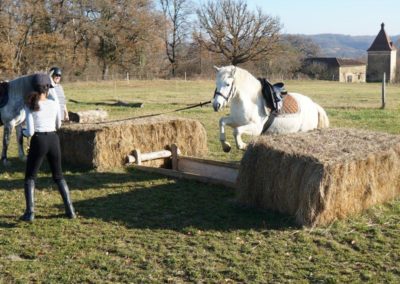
[1,125,12,166]
[16,124,26,161]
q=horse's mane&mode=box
[232,66,262,94]
[8,74,36,100]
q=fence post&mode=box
[381,72,386,109]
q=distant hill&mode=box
[298,34,400,59]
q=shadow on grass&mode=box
[0,159,162,191]
[74,170,298,231]
[0,219,17,228]
[2,163,297,231]
[0,157,25,174]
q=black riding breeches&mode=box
[25,132,63,182]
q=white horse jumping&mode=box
[212,65,329,152]
[0,74,42,165]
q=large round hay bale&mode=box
[58,115,208,171]
[237,128,400,227]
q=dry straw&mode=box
[58,115,208,171]
[237,128,400,227]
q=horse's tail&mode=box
[315,103,329,128]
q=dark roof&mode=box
[306,57,365,67]
[367,23,396,51]
[336,58,366,66]
[307,57,339,67]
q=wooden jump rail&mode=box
[126,144,239,188]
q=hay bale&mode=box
[68,110,108,123]
[237,128,400,227]
[58,115,208,171]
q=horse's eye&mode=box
[226,83,230,87]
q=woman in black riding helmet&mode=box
[20,73,76,221]
[49,66,69,121]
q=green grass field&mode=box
[0,80,399,283]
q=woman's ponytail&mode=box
[26,92,41,111]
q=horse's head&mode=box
[212,65,237,112]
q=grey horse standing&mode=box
[0,74,39,165]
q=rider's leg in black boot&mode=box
[20,179,35,221]
[56,179,76,219]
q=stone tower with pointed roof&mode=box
[367,23,397,82]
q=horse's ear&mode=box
[213,65,220,72]
[230,67,236,77]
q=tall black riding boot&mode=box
[56,179,76,219]
[20,179,35,221]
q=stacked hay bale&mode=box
[58,115,208,171]
[237,128,400,227]
[68,110,108,123]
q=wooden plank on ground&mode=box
[177,156,239,184]
[178,156,240,169]
[134,165,237,189]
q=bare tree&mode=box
[1,0,53,74]
[49,0,94,73]
[160,0,193,77]
[87,0,155,80]
[259,35,321,79]
[196,0,281,65]
[284,35,320,58]
[0,0,175,79]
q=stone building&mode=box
[367,23,397,83]
[304,57,366,82]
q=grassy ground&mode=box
[0,79,399,283]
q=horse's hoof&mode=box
[238,144,248,151]
[222,145,231,153]
[2,159,11,166]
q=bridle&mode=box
[213,82,236,102]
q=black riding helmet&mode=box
[49,67,62,77]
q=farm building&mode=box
[304,57,366,82]
[367,23,397,83]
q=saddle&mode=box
[258,78,291,113]
[0,81,9,108]
[259,78,299,133]
[279,94,299,115]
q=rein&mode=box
[84,100,212,125]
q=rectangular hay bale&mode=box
[58,115,208,171]
[68,110,108,123]
[237,128,400,227]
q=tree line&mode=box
[0,0,320,81]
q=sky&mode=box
[245,0,400,36]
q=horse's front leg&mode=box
[1,125,12,166]
[233,127,246,150]
[233,123,262,150]
[219,116,234,153]
[16,124,27,161]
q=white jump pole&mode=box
[126,150,171,165]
